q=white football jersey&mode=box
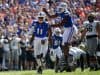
[69,47,86,59]
[83,20,99,36]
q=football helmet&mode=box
[57,2,68,13]
[37,11,46,21]
[54,27,61,36]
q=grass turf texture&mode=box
[0,69,100,75]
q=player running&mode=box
[29,11,51,74]
[50,27,63,72]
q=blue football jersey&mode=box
[52,35,62,49]
[31,21,50,38]
[56,11,73,28]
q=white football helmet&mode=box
[54,27,61,36]
[37,11,46,21]
[57,2,68,13]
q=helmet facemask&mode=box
[88,14,95,23]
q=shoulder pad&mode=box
[59,34,63,37]
[32,21,38,26]
[64,9,70,15]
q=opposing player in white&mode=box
[82,13,100,70]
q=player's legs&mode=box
[55,47,62,59]
[54,47,63,73]
[34,38,41,58]
[97,39,100,65]
[40,38,48,71]
[41,38,48,58]
[11,50,18,70]
[14,49,19,70]
[2,51,10,70]
[87,37,98,70]
[34,38,43,74]
[62,27,74,63]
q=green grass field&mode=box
[0,69,100,75]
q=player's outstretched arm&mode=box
[50,15,68,27]
[80,28,87,42]
[48,27,52,46]
[43,8,57,18]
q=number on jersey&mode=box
[86,24,93,32]
[54,40,60,46]
[37,28,43,35]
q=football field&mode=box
[0,69,100,75]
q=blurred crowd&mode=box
[0,0,99,71]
